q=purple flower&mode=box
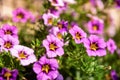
[0,35,19,52]
[49,0,64,7]
[69,24,87,44]
[49,27,66,40]
[87,17,104,34]
[43,34,64,58]
[33,56,59,80]
[42,13,58,26]
[10,45,37,66]
[0,24,18,39]
[0,68,18,80]
[57,20,68,33]
[111,70,119,80]
[12,8,29,23]
[84,35,106,56]
[107,39,117,54]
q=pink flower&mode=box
[107,39,117,54]
[69,24,87,44]
[12,8,29,23]
[84,35,106,56]
[43,34,64,58]
[33,56,59,80]
[49,27,65,40]
[42,13,58,26]
[10,45,37,66]
[0,35,19,52]
[0,24,18,39]
[86,17,104,34]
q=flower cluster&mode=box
[0,23,37,79]
[12,8,35,23]
[32,0,118,79]
[0,0,119,80]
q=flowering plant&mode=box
[0,0,120,80]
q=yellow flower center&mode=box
[5,30,12,35]
[4,42,12,49]
[75,32,82,40]
[42,64,50,73]
[48,18,53,25]
[90,43,98,51]
[49,43,57,51]
[4,72,12,80]
[57,32,62,39]
[19,51,28,59]
[93,25,98,31]
[17,13,24,19]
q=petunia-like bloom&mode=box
[84,35,106,56]
[49,0,64,7]
[0,24,18,38]
[0,68,18,80]
[43,34,64,58]
[69,24,87,44]
[12,8,29,23]
[33,56,59,80]
[42,12,58,26]
[57,20,68,33]
[0,35,19,52]
[107,39,117,54]
[10,45,37,66]
[87,17,104,34]
[110,70,119,80]
[49,27,66,40]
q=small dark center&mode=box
[19,51,28,59]
[4,41,12,49]
[92,25,98,31]
[42,64,50,74]
[49,42,58,51]
[5,30,12,35]
[75,32,82,40]
[17,13,24,19]
[4,72,12,80]
[90,43,98,51]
